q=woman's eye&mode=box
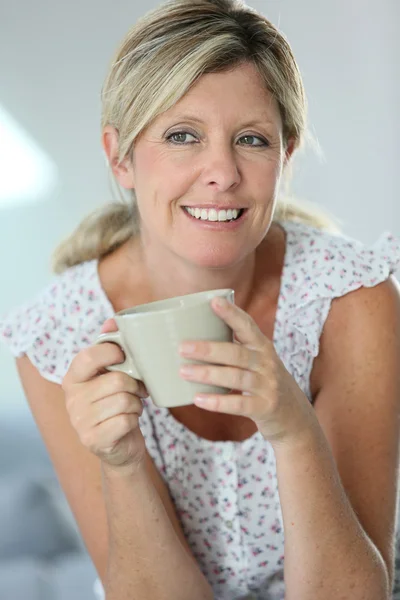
[167,131,197,144]
[166,131,269,147]
[239,135,269,147]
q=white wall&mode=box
[0,0,399,415]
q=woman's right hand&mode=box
[62,318,149,470]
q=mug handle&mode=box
[96,331,142,381]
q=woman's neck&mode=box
[99,222,285,315]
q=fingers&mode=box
[69,391,143,430]
[80,413,141,456]
[194,393,251,416]
[65,343,126,384]
[179,339,261,372]
[211,297,265,348]
[100,318,118,334]
[83,369,149,400]
[181,363,261,395]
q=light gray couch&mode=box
[0,410,99,600]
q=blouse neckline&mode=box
[93,220,293,452]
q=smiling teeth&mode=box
[184,207,241,221]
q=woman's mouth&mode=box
[181,206,247,229]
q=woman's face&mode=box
[110,61,294,269]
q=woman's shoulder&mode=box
[0,259,114,383]
[275,220,400,398]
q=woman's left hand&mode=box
[179,296,319,446]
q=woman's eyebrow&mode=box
[165,113,276,129]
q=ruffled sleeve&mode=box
[278,224,400,400]
[0,260,168,484]
[0,261,113,385]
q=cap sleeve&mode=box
[279,225,400,394]
[0,261,112,384]
[323,231,400,295]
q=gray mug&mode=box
[95,288,235,408]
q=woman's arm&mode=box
[273,277,400,600]
[16,355,212,599]
[103,461,213,600]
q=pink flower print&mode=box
[238,477,248,488]
[244,492,253,500]
[195,495,205,508]
[251,547,263,557]
[258,560,269,568]
[203,539,212,550]
[200,468,208,481]
[266,544,279,551]
[208,495,218,507]
[2,326,12,339]
[257,514,266,527]
[199,516,209,524]
[324,251,335,261]
[271,521,282,534]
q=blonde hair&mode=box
[52,0,341,274]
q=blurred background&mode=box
[0,0,399,598]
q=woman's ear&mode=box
[102,125,135,189]
[283,137,297,166]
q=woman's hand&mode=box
[179,296,319,446]
[62,318,149,470]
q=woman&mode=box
[1,1,400,599]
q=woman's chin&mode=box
[184,250,245,270]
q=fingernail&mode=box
[179,342,196,354]
[214,297,226,307]
[180,365,194,376]
[194,396,208,404]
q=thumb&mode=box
[100,318,118,334]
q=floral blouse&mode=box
[1,220,400,600]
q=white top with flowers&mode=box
[2,220,400,600]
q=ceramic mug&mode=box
[95,288,235,408]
